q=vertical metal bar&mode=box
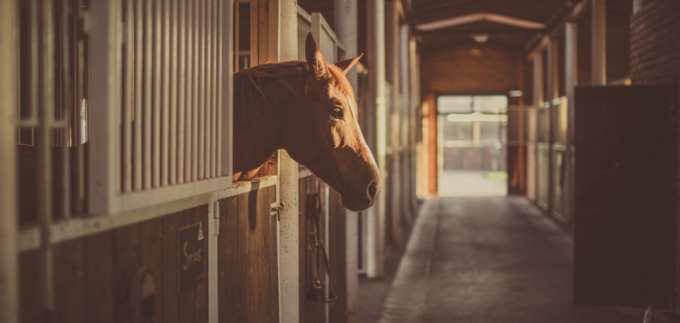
[0,0,19,319]
[177,0,186,184]
[162,0,170,186]
[198,0,205,180]
[60,0,71,219]
[38,0,56,311]
[206,0,214,179]
[185,0,193,182]
[30,1,39,139]
[191,0,199,181]
[144,0,153,188]
[215,0,220,178]
[249,0,259,66]
[217,0,225,176]
[124,0,134,192]
[153,0,162,188]
[134,0,144,190]
[233,0,239,73]
[169,0,177,185]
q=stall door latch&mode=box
[270,202,285,221]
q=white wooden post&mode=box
[564,22,578,225]
[366,0,387,278]
[386,0,402,245]
[546,40,558,214]
[528,53,543,201]
[0,0,18,321]
[276,1,300,322]
[89,0,122,215]
[592,0,606,85]
[333,0,359,319]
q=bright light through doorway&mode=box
[437,94,508,196]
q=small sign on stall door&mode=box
[178,222,205,292]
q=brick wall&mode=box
[422,44,521,94]
[630,0,680,85]
[630,0,680,312]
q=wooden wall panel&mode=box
[20,205,210,323]
[329,190,347,323]
[83,232,114,323]
[218,188,278,323]
[19,250,43,323]
[54,239,85,323]
[113,224,141,323]
[218,196,239,322]
[162,210,180,323]
[140,218,164,323]
[299,176,326,323]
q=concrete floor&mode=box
[371,196,645,323]
[438,171,507,197]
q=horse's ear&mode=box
[305,33,328,77]
[335,53,364,75]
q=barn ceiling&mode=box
[411,0,569,51]
[295,0,632,57]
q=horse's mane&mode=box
[233,60,357,122]
[234,61,307,120]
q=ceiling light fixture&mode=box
[472,34,489,43]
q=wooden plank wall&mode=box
[19,182,349,323]
[218,186,279,323]
[19,206,209,323]
[298,176,348,323]
[328,190,347,323]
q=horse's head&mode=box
[282,34,380,211]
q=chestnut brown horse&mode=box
[233,33,380,211]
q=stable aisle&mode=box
[378,197,644,323]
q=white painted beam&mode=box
[0,0,18,320]
[418,12,545,31]
[564,22,577,227]
[277,1,300,322]
[366,0,387,278]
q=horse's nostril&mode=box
[367,181,378,200]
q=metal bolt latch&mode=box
[270,202,285,221]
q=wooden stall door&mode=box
[574,85,675,307]
[218,186,279,323]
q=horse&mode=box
[232,33,380,212]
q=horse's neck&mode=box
[232,64,304,172]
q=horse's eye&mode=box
[330,107,343,119]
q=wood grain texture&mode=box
[113,224,141,323]
[219,196,239,323]
[218,188,278,323]
[83,232,114,323]
[329,189,347,323]
[140,217,164,323]
[54,239,85,323]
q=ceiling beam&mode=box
[417,12,546,31]
[525,0,589,59]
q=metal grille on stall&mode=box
[15,1,236,322]
[93,0,232,214]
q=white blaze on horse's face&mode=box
[287,33,380,212]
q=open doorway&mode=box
[437,94,508,196]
